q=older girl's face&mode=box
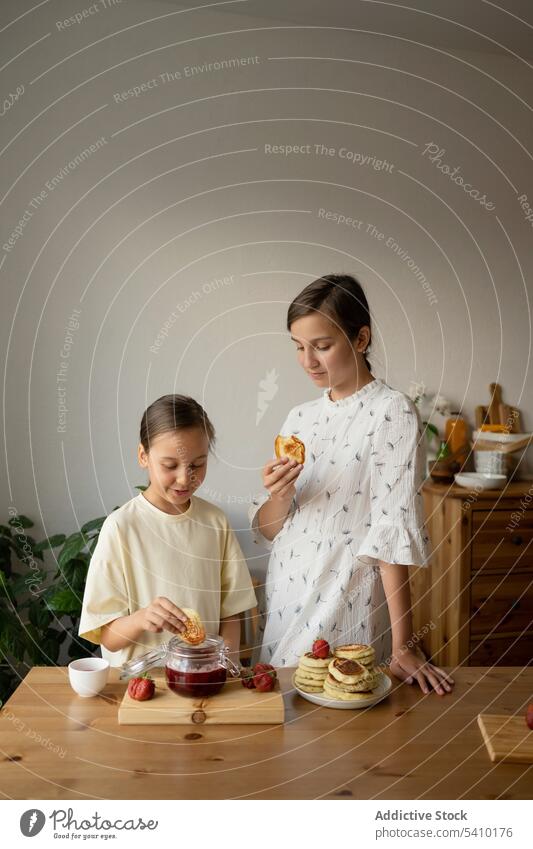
[138,427,209,510]
[290,313,370,390]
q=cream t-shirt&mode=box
[78,493,257,666]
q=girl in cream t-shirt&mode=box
[79,394,257,666]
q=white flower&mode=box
[434,394,451,416]
[408,381,426,403]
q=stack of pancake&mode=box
[294,651,331,692]
[334,643,375,670]
[323,644,380,701]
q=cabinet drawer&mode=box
[470,571,533,637]
[471,509,533,573]
[472,509,533,532]
[469,632,533,666]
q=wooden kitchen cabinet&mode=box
[409,481,533,667]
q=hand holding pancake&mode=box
[136,596,188,635]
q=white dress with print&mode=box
[249,378,432,668]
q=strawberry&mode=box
[253,671,275,692]
[253,662,277,680]
[241,668,256,689]
[127,674,155,701]
[526,703,533,730]
[312,638,330,659]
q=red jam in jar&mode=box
[120,634,240,699]
[165,664,227,698]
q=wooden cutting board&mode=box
[118,672,285,725]
[477,714,533,763]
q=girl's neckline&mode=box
[137,491,195,521]
[323,377,382,408]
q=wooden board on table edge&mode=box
[477,714,533,763]
[118,673,284,725]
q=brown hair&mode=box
[286,273,372,372]
[139,394,216,452]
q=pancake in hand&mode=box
[180,608,206,645]
[274,434,305,465]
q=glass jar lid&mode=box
[119,633,227,679]
[119,642,169,679]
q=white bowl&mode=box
[68,657,109,697]
[454,472,507,490]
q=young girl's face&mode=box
[138,427,209,509]
[290,312,370,390]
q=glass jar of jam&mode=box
[120,634,241,698]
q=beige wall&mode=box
[1,0,532,571]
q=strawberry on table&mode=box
[253,663,277,679]
[241,668,256,689]
[253,671,275,692]
[127,674,155,701]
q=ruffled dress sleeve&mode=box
[249,406,298,549]
[356,393,432,567]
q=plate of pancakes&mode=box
[292,642,392,709]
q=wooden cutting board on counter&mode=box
[118,672,285,725]
[477,714,533,763]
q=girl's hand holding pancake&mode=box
[263,456,303,502]
[135,596,188,635]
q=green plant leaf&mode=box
[0,572,15,604]
[80,516,106,535]
[0,617,28,660]
[3,534,41,566]
[8,515,33,529]
[9,570,46,596]
[135,485,147,491]
[28,599,52,631]
[57,533,89,569]
[424,423,439,439]
[0,525,12,537]
[0,540,12,576]
[22,623,46,664]
[10,534,44,563]
[59,558,88,593]
[46,587,81,615]
[33,534,67,552]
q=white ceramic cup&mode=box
[68,657,109,697]
[474,450,506,476]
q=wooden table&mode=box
[1,666,532,799]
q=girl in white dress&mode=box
[250,274,454,696]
